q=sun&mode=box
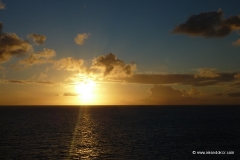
[75,79,96,104]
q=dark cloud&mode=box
[18,48,56,67]
[90,53,136,77]
[35,81,55,85]
[0,79,55,85]
[144,85,200,105]
[0,22,3,34]
[228,92,240,97]
[230,82,240,88]
[118,72,237,86]
[215,93,223,96]
[63,92,79,96]
[7,79,26,84]
[28,34,46,45]
[172,9,240,37]
[149,85,182,99]
[0,22,31,63]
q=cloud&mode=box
[38,73,47,80]
[63,92,79,96]
[194,68,220,78]
[0,0,5,9]
[90,53,136,77]
[35,81,55,85]
[74,33,90,45]
[144,85,200,104]
[215,93,223,96]
[182,87,200,98]
[232,39,240,46]
[53,53,136,78]
[149,85,182,99]
[234,74,240,79]
[228,92,240,97]
[118,72,236,86]
[172,9,240,37]
[54,57,85,72]
[0,22,31,64]
[18,48,56,67]
[0,22,2,34]
[0,79,55,85]
[230,82,240,88]
[28,34,46,45]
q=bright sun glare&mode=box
[75,79,96,104]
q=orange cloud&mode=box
[182,87,200,98]
[0,0,5,9]
[234,74,240,79]
[74,33,90,45]
[54,57,85,72]
[194,68,220,78]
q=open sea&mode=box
[0,105,239,159]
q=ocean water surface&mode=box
[0,105,239,159]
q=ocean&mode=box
[0,105,239,159]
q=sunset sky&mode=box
[1,0,240,105]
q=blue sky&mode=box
[1,0,240,105]
[1,0,239,72]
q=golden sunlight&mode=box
[75,79,96,104]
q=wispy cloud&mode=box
[28,34,46,45]
[0,79,56,85]
[0,0,5,9]
[54,57,85,72]
[74,33,90,45]
[18,48,56,67]
[182,87,201,98]
[63,92,79,96]
[172,9,240,38]
[118,72,237,86]
[228,92,240,97]
[232,39,240,46]
[194,68,220,78]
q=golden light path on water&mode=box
[69,107,100,159]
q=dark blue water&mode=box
[0,106,239,159]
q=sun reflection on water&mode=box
[70,107,100,159]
